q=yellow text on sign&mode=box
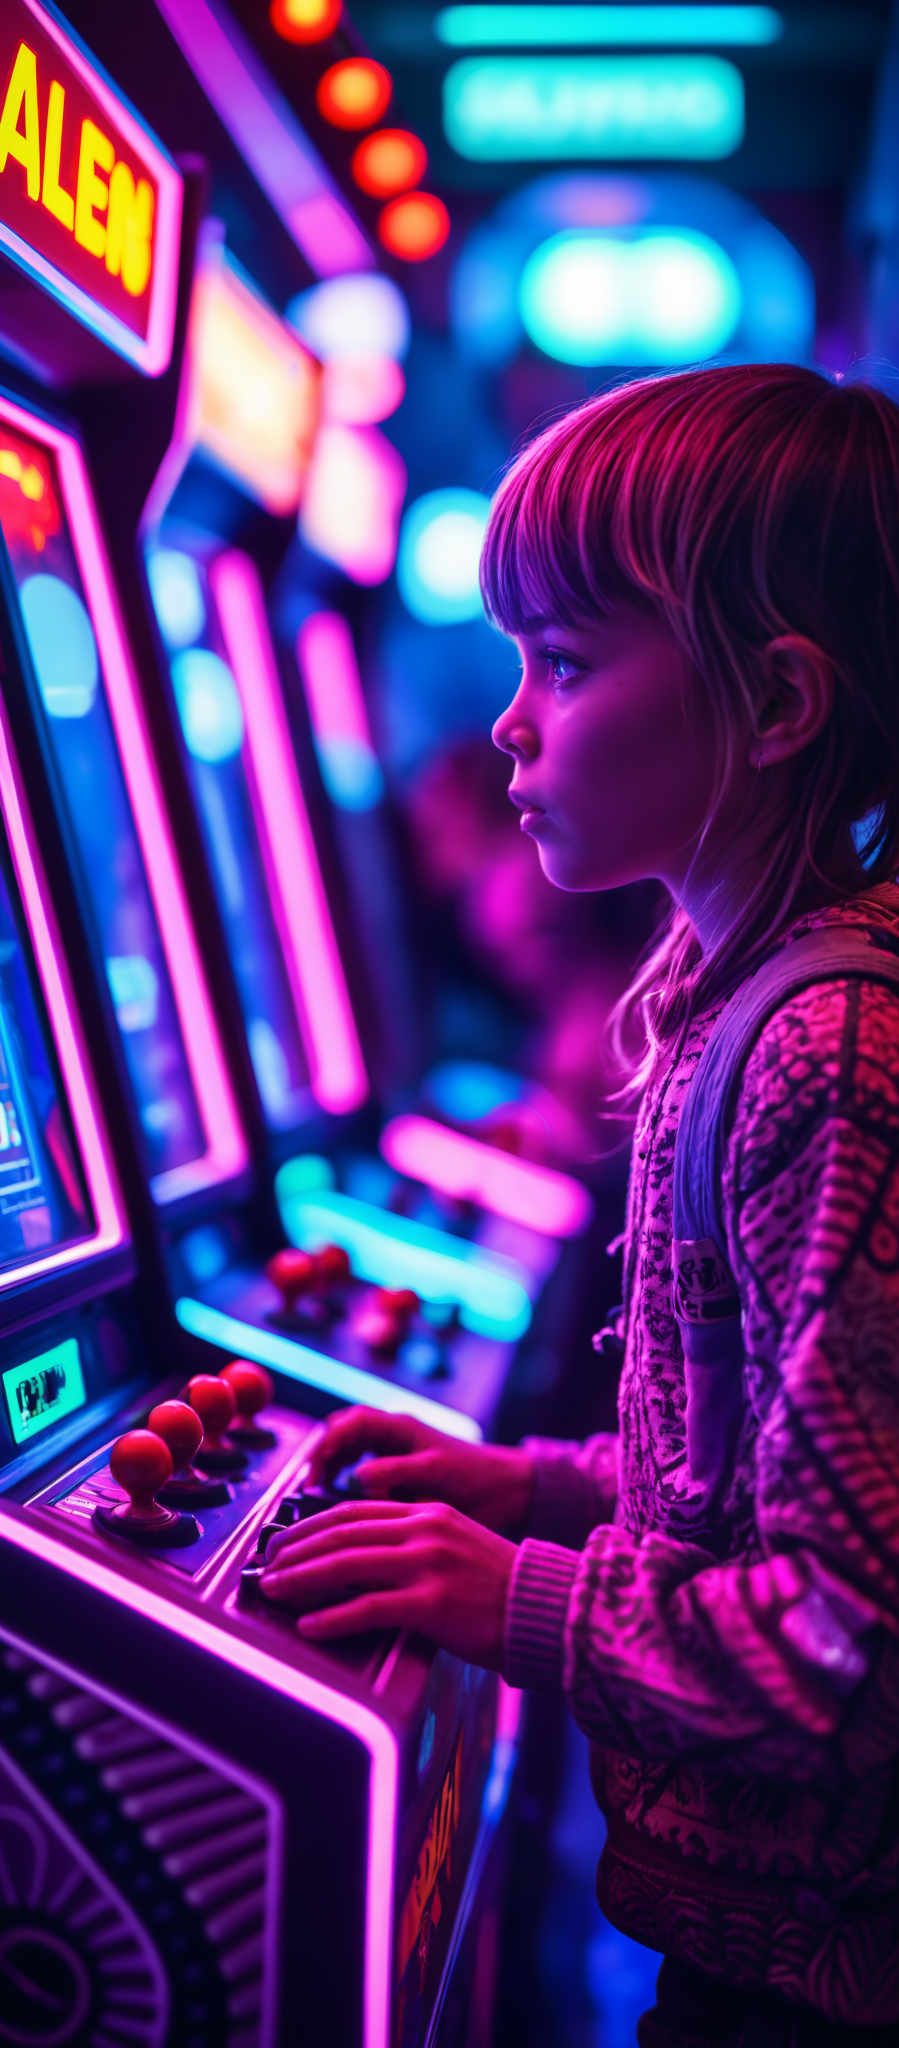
[0,40,155,297]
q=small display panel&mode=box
[0,830,93,1270]
[3,1336,86,1445]
[0,421,208,1183]
[146,540,313,1133]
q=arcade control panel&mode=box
[36,1362,372,1644]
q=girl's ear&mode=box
[755,634,834,762]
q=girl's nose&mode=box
[491,713,539,760]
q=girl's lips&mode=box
[518,805,547,832]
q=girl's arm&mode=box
[515,1429,619,1548]
[506,976,899,1780]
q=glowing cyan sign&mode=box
[0,0,181,372]
[443,55,744,160]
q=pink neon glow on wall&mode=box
[211,552,369,1115]
[0,706,126,1288]
[322,355,405,427]
[10,0,182,377]
[0,396,249,1204]
[380,1114,594,1238]
[301,425,407,586]
[152,0,372,278]
[297,610,377,752]
[0,1502,398,2048]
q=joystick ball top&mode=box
[110,1429,173,1507]
[376,1287,419,1318]
[147,1400,204,1466]
[314,1243,351,1284]
[265,1248,318,1302]
[185,1374,237,1440]
[220,1360,273,1419]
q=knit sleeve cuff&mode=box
[504,1538,579,1692]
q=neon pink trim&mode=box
[496,1677,523,1743]
[0,1501,397,2048]
[0,396,249,1203]
[12,0,182,377]
[211,552,368,1115]
[152,0,372,278]
[0,704,126,1286]
[297,610,377,750]
[380,1114,593,1238]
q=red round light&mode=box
[351,129,427,199]
[270,0,341,41]
[377,192,450,262]
[316,58,392,130]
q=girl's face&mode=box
[492,607,723,898]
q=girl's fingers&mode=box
[305,1406,421,1483]
[296,1592,416,1639]
[354,1453,438,1499]
[260,1540,418,1606]
[263,1506,415,1567]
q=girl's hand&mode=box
[303,1405,535,1537]
[259,1499,516,1669]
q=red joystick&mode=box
[351,1293,406,1358]
[265,1248,318,1309]
[149,1400,232,1508]
[313,1243,351,1287]
[185,1375,248,1474]
[93,1430,198,1548]
[219,1360,277,1448]
[375,1287,420,1320]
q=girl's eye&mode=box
[543,648,582,688]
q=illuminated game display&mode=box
[0,394,248,1204]
[0,418,208,1184]
[0,825,92,1269]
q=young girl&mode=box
[260,363,899,2045]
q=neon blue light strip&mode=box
[274,1184,533,1340]
[175,1298,483,1441]
[436,5,782,45]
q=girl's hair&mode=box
[479,362,899,1106]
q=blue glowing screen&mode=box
[0,422,206,1188]
[0,826,93,1272]
[146,541,312,1133]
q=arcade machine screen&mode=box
[0,828,92,1279]
[145,539,314,1134]
[0,422,206,1187]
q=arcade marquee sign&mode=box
[0,0,181,373]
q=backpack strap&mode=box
[672,925,899,1369]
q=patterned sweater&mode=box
[504,880,899,2026]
